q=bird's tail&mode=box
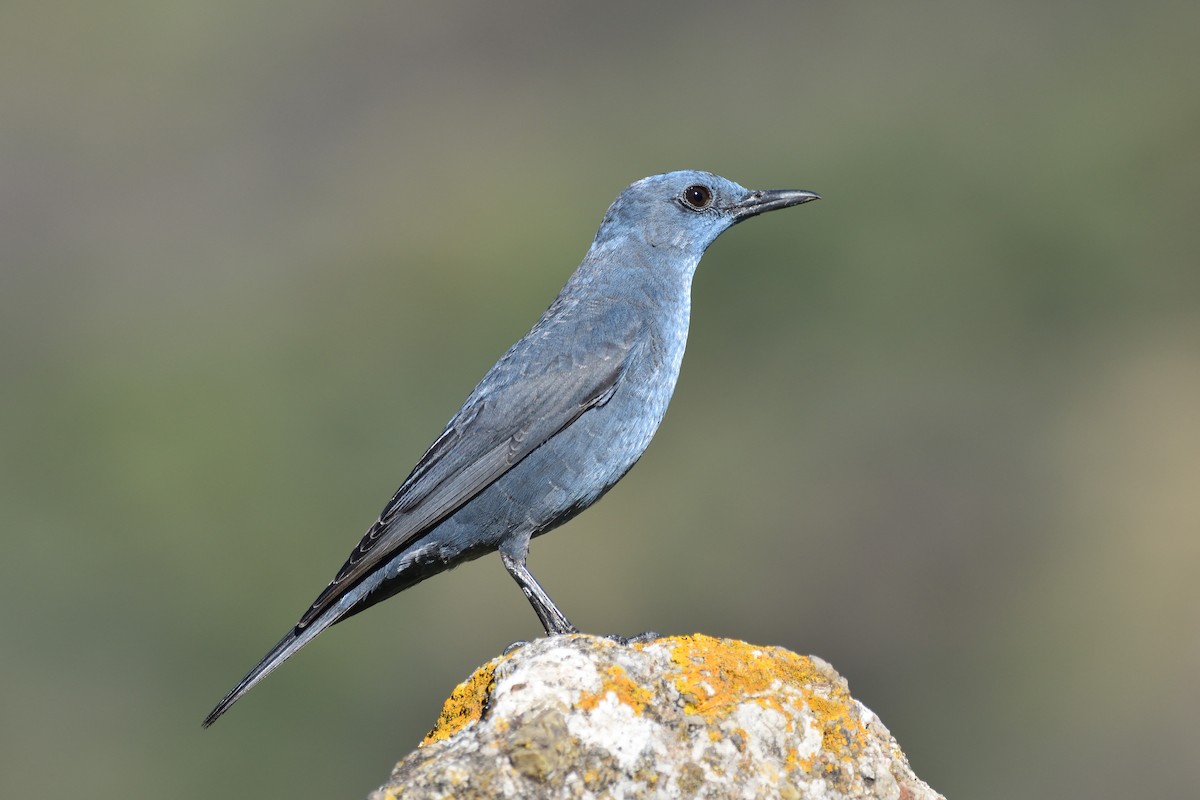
[201,609,340,728]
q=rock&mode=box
[369,634,943,799]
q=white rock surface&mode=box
[370,634,944,800]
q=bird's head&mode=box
[591,170,819,261]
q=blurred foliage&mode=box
[1,1,1197,798]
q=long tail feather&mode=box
[202,609,340,728]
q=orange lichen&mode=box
[421,657,505,746]
[421,632,871,783]
[652,634,869,766]
[804,685,866,755]
[577,663,654,715]
[785,747,816,774]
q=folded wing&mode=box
[297,321,641,630]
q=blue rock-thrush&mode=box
[203,170,818,726]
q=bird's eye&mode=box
[682,184,713,210]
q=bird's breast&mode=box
[601,292,692,457]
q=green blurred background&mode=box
[2,1,1197,797]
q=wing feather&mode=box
[296,319,639,629]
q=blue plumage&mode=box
[203,171,818,726]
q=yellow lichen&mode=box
[654,634,869,767]
[785,747,816,774]
[422,632,870,778]
[421,657,505,746]
[577,663,654,715]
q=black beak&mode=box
[730,188,820,223]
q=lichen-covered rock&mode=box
[370,634,943,800]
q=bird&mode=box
[202,170,818,727]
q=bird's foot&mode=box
[604,631,662,646]
[502,640,530,655]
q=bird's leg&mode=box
[500,551,578,636]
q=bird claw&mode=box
[502,639,530,655]
[604,631,662,646]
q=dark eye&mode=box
[682,184,713,210]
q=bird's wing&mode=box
[296,316,641,629]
